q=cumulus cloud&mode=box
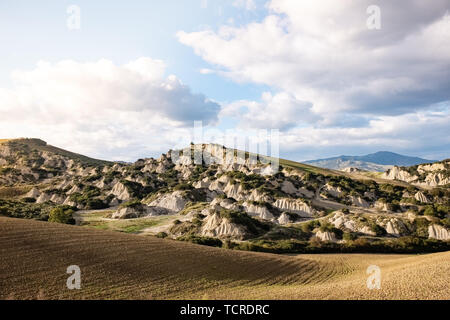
[178,0,450,119]
[0,58,220,160]
[221,91,319,130]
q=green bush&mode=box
[441,217,450,228]
[119,199,142,209]
[413,218,430,238]
[370,223,387,236]
[177,235,222,247]
[69,185,108,209]
[301,220,321,232]
[0,199,54,220]
[156,232,168,238]
[173,183,193,191]
[228,236,450,254]
[343,232,358,241]
[423,205,436,217]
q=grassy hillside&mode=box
[1,138,112,166]
[1,216,448,300]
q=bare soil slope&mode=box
[0,217,448,300]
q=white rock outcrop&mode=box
[329,212,357,232]
[273,198,314,217]
[350,196,369,208]
[414,191,430,204]
[384,219,406,237]
[36,193,51,204]
[24,187,40,198]
[382,166,417,183]
[200,213,247,239]
[428,225,450,241]
[242,202,275,221]
[316,231,337,242]
[112,205,170,219]
[109,182,132,201]
[148,191,188,212]
[277,213,292,225]
[223,182,247,201]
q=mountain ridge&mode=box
[305,151,436,172]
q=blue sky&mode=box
[0,0,267,100]
[0,0,449,162]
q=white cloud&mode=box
[221,91,319,130]
[278,106,450,160]
[178,0,450,120]
[0,58,220,161]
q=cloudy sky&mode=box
[0,0,449,161]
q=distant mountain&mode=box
[305,151,436,172]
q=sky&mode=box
[0,0,449,162]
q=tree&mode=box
[48,207,75,224]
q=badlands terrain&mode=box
[0,138,449,299]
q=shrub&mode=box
[156,232,168,238]
[22,197,36,203]
[423,206,436,217]
[0,199,54,220]
[178,235,222,248]
[441,217,450,228]
[222,240,236,250]
[69,185,108,209]
[413,218,430,238]
[119,199,142,209]
[301,220,321,232]
[370,223,387,236]
[319,222,334,232]
[173,183,193,191]
[219,236,450,254]
[343,232,358,241]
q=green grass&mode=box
[0,186,32,199]
[78,210,175,234]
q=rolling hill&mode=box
[0,216,449,300]
[0,138,112,167]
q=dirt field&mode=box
[0,216,449,300]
